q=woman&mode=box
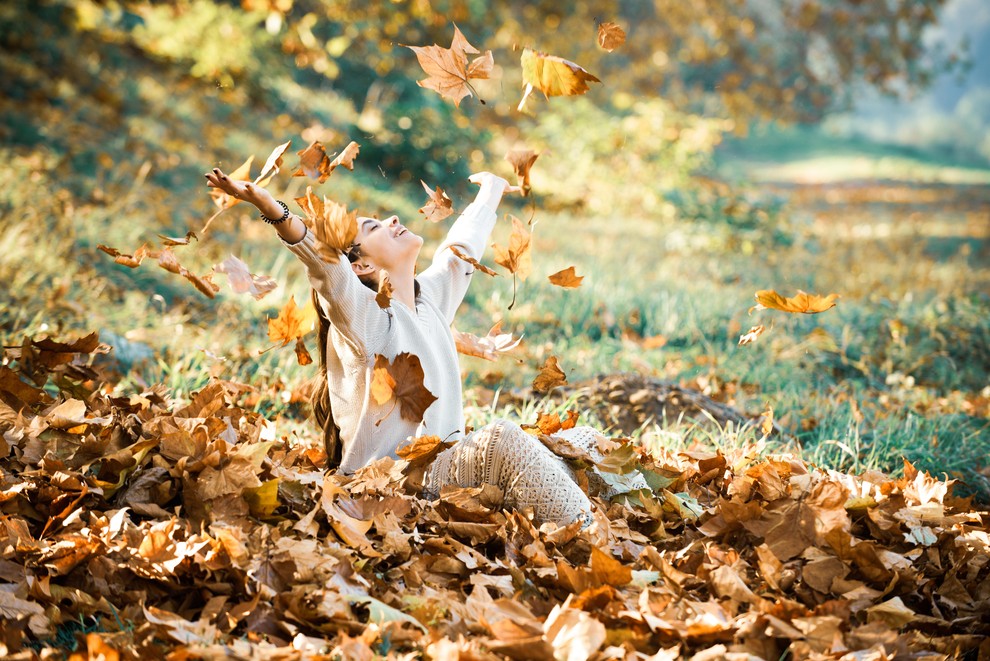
[204,166,642,529]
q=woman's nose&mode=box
[387,215,399,226]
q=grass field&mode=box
[2,125,988,499]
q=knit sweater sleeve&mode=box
[279,227,391,356]
[417,200,498,324]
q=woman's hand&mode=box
[468,171,522,195]
[204,167,283,219]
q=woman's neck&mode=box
[388,268,417,309]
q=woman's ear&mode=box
[351,261,376,278]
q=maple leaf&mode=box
[255,140,292,186]
[518,49,601,111]
[293,140,360,183]
[376,270,393,309]
[215,255,278,300]
[449,245,497,276]
[492,215,532,280]
[267,296,318,346]
[533,355,567,393]
[404,25,493,106]
[371,353,438,424]
[750,289,839,314]
[419,180,454,223]
[293,187,358,263]
[294,337,313,366]
[597,22,626,52]
[505,149,539,197]
[452,321,523,361]
[548,266,583,288]
[738,324,766,346]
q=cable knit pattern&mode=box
[424,419,594,527]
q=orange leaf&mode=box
[294,337,313,366]
[267,296,318,346]
[751,290,839,314]
[452,321,523,361]
[293,187,358,263]
[505,149,539,197]
[533,355,567,393]
[254,140,292,186]
[404,25,493,106]
[293,140,360,183]
[591,547,632,586]
[518,49,600,111]
[450,245,497,276]
[597,22,626,52]
[548,266,584,289]
[492,215,532,281]
[419,180,455,223]
[376,270,393,309]
[371,353,438,424]
[209,155,254,210]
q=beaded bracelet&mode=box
[261,200,290,225]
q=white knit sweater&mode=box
[281,196,498,473]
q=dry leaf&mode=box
[371,353,438,424]
[215,255,278,300]
[738,324,766,346]
[419,180,455,223]
[492,215,532,281]
[760,403,774,437]
[404,25,493,106]
[505,149,539,196]
[533,355,567,393]
[293,187,358,263]
[597,22,626,51]
[268,296,318,346]
[157,231,198,247]
[293,141,360,183]
[376,270,393,309]
[209,155,254,210]
[450,245,497,276]
[294,337,313,366]
[518,49,601,111]
[548,266,583,289]
[255,140,292,186]
[452,321,523,361]
[750,290,839,314]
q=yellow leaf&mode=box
[751,289,839,314]
[244,479,280,518]
[267,296,318,346]
[518,49,601,111]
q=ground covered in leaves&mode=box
[1,334,988,660]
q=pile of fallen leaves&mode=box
[1,333,988,659]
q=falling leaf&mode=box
[505,149,539,196]
[158,231,198,247]
[255,140,292,186]
[518,49,601,111]
[293,141,360,183]
[750,289,839,314]
[533,355,567,393]
[419,180,455,223]
[597,22,626,51]
[450,245,497,276]
[294,337,313,366]
[760,403,774,437]
[97,243,151,268]
[293,187,358,263]
[209,155,254,210]
[738,324,766,346]
[371,353,438,424]
[376,270,393,309]
[268,296,318,346]
[404,25,493,106]
[548,266,583,289]
[492,215,532,281]
[215,255,278,300]
[452,321,523,361]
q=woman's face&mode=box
[351,215,423,275]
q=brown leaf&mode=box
[254,140,292,186]
[157,231,198,247]
[293,187,358,263]
[597,22,627,51]
[209,155,254,210]
[294,337,313,366]
[292,140,360,183]
[750,289,839,314]
[450,245,498,276]
[548,266,584,289]
[518,49,601,111]
[590,547,632,586]
[759,403,774,437]
[452,321,522,361]
[267,296,318,346]
[215,255,278,300]
[738,324,766,345]
[533,355,567,393]
[404,25,493,106]
[97,243,150,268]
[492,215,532,281]
[505,149,539,196]
[376,270,393,309]
[419,180,455,223]
[371,353,438,424]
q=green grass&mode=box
[2,123,989,501]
